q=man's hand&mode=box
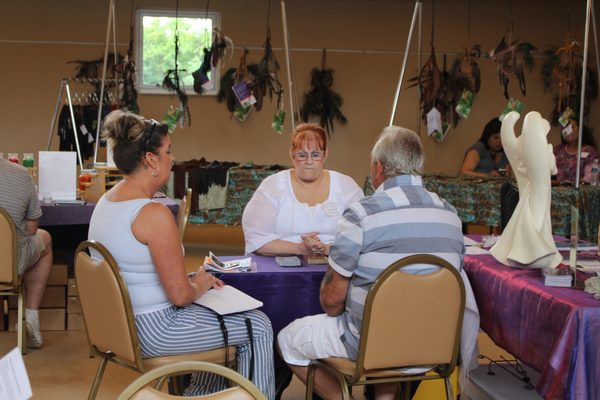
[320,267,350,316]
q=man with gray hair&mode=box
[277,126,478,399]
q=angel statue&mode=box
[490,111,562,269]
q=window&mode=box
[136,9,220,95]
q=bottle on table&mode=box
[22,153,35,168]
[7,153,19,164]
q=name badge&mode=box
[323,202,341,217]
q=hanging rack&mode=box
[46,77,123,171]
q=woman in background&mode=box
[460,117,509,177]
[88,110,275,399]
[553,117,598,184]
[243,123,363,256]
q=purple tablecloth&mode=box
[40,198,179,276]
[464,254,600,400]
[40,197,179,226]
[219,256,328,336]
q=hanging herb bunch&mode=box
[450,1,481,121]
[162,0,190,129]
[118,0,139,113]
[216,49,259,122]
[407,0,456,141]
[192,1,234,95]
[253,0,285,133]
[300,49,347,137]
[486,1,536,99]
[253,29,283,112]
[541,35,598,124]
[451,45,481,120]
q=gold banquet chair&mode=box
[117,361,267,400]
[75,240,236,400]
[177,188,193,242]
[306,254,465,400]
[0,207,27,355]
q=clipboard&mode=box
[193,285,263,315]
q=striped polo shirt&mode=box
[0,158,43,273]
[328,174,465,358]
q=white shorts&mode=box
[277,313,349,366]
[19,231,46,276]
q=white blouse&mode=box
[242,169,363,254]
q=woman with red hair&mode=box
[243,123,363,256]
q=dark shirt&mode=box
[469,141,508,174]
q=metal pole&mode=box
[592,1,600,88]
[389,0,422,126]
[112,0,120,105]
[65,82,84,170]
[416,0,423,134]
[571,0,592,287]
[46,80,66,150]
[280,0,296,130]
[575,0,592,189]
[93,0,115,166]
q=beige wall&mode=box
[1,0,599,185]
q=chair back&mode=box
[117,361,266,400]
[500,180,519,230]
[0,207,18,285]
[177,188,193,241]
[357,254,465,375]
[75,240,144,370]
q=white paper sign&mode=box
[38,151,77,201]
[426,107,442,136]
[0,347,32,400]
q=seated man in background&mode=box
[278,126,479,399]
[0,156,53,349]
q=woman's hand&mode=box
[302,232,329,255]
[191,266,224,297]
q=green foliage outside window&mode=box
[140,14,213,89]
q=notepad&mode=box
[193,285,263,315]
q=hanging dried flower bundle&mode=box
[408,46,440,120]
[216,49,259,121]
[437,55,460,127]
[451,45,482,95]
[118,19,139,113]
[253,28,283,111]
[163,68,190,127]
[300,49,347,137]
[487,34,536,99]
[541,36,598,123]
[210,28,233,68]
[450,45,481,121]
[162,1,190,127]
[192,28,234,94]
[407,0,459,130]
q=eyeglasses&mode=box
[293,150,325,161]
